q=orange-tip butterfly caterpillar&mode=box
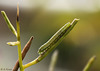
[38,18,79,54]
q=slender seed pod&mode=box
[1,11,17,37]
[38,18,79,54]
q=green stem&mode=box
[17,42,23,71]
[23,52,48,69]
[16,4,24,71]
[16,20,24,71]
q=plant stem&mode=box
[17,42,23,71]
[23,50,53,69]
[13,36,33,71]
[16,4,23,71]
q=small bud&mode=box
[7,41,20,46]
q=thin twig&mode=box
[13,36,34,71]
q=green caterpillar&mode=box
[38,18,79,54]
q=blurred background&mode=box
[0,0,100,71]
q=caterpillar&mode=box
[38,18,79,54]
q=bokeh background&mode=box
[0,0,100,71]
